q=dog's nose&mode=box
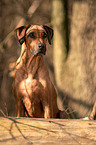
[38,42,45,49]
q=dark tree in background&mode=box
[52,0,96,118]
[52,0,69,111]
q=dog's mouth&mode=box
[38,47,46,55]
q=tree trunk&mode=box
[52,0,96,118]
[52,0,68,110]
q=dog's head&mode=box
[15,25,54,55]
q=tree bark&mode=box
[52,0,96,118]
[52,0,68,110]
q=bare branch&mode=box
[0,0,43,52]
[28,0,42,18]
[0,109,6,117]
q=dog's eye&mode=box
[42,32,47,39]
[28,32,35,38]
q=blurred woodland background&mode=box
[0,0,96,119]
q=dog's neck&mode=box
[16,43,47,75]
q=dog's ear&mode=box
[15,25,30,45]
[43,25,54,45]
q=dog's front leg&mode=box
[44,106,51,118]
[43,102,51,118]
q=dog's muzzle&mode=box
[38,42,46,55]
[30,42,46,55]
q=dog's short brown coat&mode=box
[13,25,68,118]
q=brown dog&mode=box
[13,24,67,118]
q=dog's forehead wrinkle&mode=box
[29,25,44,31]
[25,25,48,37]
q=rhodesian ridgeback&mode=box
[13,24,68,118]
